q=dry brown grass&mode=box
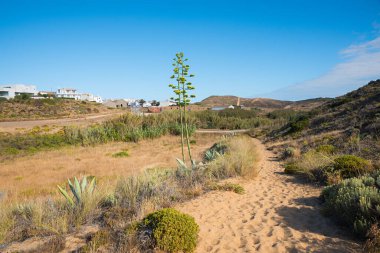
[0,134,220,202]
[206,135,261,179]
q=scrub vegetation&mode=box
[0,135,260,252]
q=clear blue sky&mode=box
[1,0,380,101]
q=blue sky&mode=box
[1,0,380,101]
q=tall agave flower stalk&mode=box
[169,52,196,164]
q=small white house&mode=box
[159,100,176,107]
[57,88,81,100]
[142,102,152,108]
[80,93,103,103]
[0,84,38,99]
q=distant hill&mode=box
[200,95,330,110]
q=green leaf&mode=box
[81,176,87,192]
[88,177,96,193]
[58,185,74,206]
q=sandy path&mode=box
[178,138,361,253]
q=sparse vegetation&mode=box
[0,135,260,251]
[0,98,111,121]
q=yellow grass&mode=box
[0,134,220,202]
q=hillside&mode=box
[268,79,380,159]
[308,79,380,136]
[0,98,116,121]
[200,95,330,110]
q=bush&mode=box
[289,115,309,133]
[205,136,260,179]
[140,208,199,252]
[321,175,380,237]
[209,183,245,194]
[284,162,303,174]
[282,147,300,159]
[333,155,372,178]
[316,144,336,154]
[112,150,129,158]
[283,151,333,181]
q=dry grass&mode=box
[0,134,262,249]
[0,134,219,202]
[206,135,261,179]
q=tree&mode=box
[151,100,160,106]
[138,99,146,106]
[169,52,196,164]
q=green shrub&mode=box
[321,176,380,237]
[333,155,372,178]
[112,150,129,158]
[316,144,336,154]
[282,147,299,159]
[284,162,303,174]
[289,115,309,133]
[209,183,245,194]
[140,208,199,253]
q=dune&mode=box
[177,139,361,253]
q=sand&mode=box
[177,138,362,253]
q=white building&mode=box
[0,84,38,99]
[80,93,103,103]
[142,102,152,108]
[57,88,102,103]
[159,100,176,107]
[57,88,81,100]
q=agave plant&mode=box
[57,176,96,206]
[204,150,221,162]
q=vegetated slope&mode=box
[0,99,115,121]
[200,95,330,110]
[268,79,380,159]
[308,79,380,137]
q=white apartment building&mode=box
[0,84,38,99]
[56,88,81,100]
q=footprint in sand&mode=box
[177,138,362,253]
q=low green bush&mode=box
[289,116,309,133]
[140,208,199,253]
[112,150,129,158]
[321,175,380,237]
[282,147,300,159]
[209,183,245,194]
[316,144,336,154]
[284,162,303,174]
[333,155,372,178]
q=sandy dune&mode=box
[178,138,361,253]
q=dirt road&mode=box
[178,138,361,253]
